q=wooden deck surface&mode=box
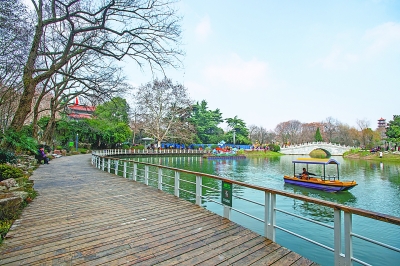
[0,154,317,265]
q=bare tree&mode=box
[248,125,271,146]
[301,122,324,143]
[356,118,371,148]
[0,0,33,89]
[286,120,302,144]
[323,117,339,143]
[275,121,290,146]
[39,54,129,143]
[133,78,193,147]
[10,0,183,131]
[0,0,33,132]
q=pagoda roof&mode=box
[67,104,96,112]
[68,113,93,119]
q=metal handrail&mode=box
[91,153,400,265]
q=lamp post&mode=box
[233,129,236,145]
[76,133,78,151]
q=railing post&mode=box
[158,167,162,190]
[265,193,276,241]
[264,191,270,238]
[344,212,353,266]
[196,175,202,206]
[102,158,105,171]
[223,205,231,220]
[115,160,119,175]
[107,158,111,173]
[174,171,180,197]
[144,165,149,185]
[133,163,137,181]
[123,161,127,178]
[334,209,343,265]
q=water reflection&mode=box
[285,185,357,223]
[286,185,357,205]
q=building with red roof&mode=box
[67,98,96,120]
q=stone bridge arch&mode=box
[280,142,354,156]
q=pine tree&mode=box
[315,128,323,142]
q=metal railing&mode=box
[91,152,400,266]
[95,148,207,156]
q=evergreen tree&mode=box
[189,100,224,144]
[385,115,400,145]
[314,128,323,142]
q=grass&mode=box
[343,148,400,162]
[309,149,328,158]
[237,150,283,158]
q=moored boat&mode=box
[283,158,357,192]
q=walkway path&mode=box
[0,154,316,265]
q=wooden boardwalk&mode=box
[0,154,317,265]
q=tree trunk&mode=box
[9,83,36,131]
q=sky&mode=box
[122,0,400,131]
[23,0,399,131]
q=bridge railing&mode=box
[280,142,355,149]
[91,153,400,266]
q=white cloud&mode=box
[314,22,400,69]
[203,54,271,91]
[195,16,212,41]
[363,22,400,56]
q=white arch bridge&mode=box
[280,142,354,156]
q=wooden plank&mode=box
[0,154,316,266]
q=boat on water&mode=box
[283,158,357,192]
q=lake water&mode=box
[131,155,400,265]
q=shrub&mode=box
[132,145,145,149]
[268,144,280,152]
[1,129,38,154]
[78,148,87,154]
[0,149,17,164]
[0,164,24,181]
[0,220,13,244]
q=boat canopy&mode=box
[292,158,340,180]
[292,158,340,165]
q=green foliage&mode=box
[225,116,251,144]
[50,97,132,149]
[386,115,400,144]
[314,128,323,142]
[132,145,145,149]
[310,149,328,158]
[242,150,282,158]
[0,220,13,243]
[94,97,130,124]
[1,129,38,153]
[343,148,361,156]
[0,164,24,181]
[78,148,88,154]
[189,100,224,144]
[268,143,280,152]
[0,149,17,164]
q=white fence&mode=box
[91,152,400,265]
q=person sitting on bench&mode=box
[37,147,49,164]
